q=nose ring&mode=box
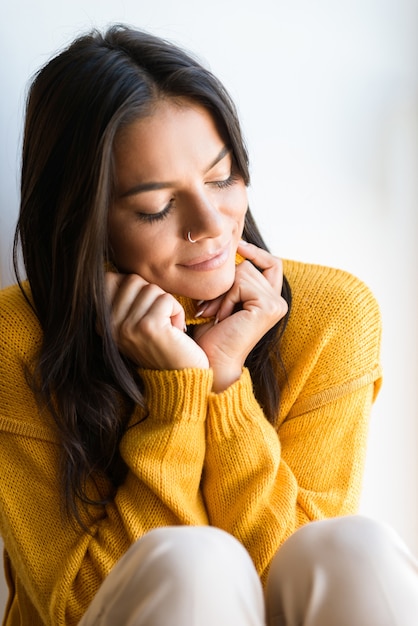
[187,231,197,243]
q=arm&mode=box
[203,370,378,583]
[201,261,382,583]
[0,369,211,625]
[0,285,210,625]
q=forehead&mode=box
[115,99,225,153]
[113,100,227,178]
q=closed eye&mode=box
[135,199,175,223]
[134,171,240,223]
[207,173,240,189]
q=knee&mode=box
[303,515,400,560]
[134,525,256,583]
[271,515,402,572]
[140,525,243,557]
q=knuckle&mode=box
[139,283,160,298]
[139,317,155,335]
[274,255,283,270]
[123,273,142,288]
[118,318,135,342]
[157,292,174,305]
[277,297,289,319]
[267,296,288,321]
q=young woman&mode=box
[0,24,417,626]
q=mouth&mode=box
[180,245,230,271]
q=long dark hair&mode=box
[14,24,291,523]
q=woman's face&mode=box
[108,99,248,301]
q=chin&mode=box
[188,275,236,302]
[169,260,237,301]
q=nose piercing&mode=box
[187,231,197,243]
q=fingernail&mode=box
[239,239,248,245]
[195,301,208,318]
[184,324,188,332]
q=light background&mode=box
[1,0,417,612]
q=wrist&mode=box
[211,362,243,393]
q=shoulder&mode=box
[283,259,381,322]
[283,259,381,344]
[278,259,382,414]
[0,284,58,439]
[0,282,42,359]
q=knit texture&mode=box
[0,259,382,626]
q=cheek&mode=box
[108,217,175,279]
[108,217,145,265]
[231,185,248,224]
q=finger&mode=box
[142,292,186,333]
[194,294,224,319]
[112,282,186,343]
[215,260,285,323]
[109,274,152,328]
[96,272,126,336]
[237,241,283,288]
[212,265,255,322]
[197,245,283,322]
[104,271,125,302]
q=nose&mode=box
[180,188,223,242]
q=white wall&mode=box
[1,0,417,612]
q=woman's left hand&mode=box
[193,241,288,392]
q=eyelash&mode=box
[135,173,239,223]
[135,201,174,223]
[209,172,240,190]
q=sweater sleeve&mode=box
[0,368,211,625]
[203,373,378,583]
[0,286,211,625]
[202,264,382,583]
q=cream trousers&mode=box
[79,516,418,625]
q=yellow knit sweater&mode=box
[0,259,382,626]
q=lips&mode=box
[180,245,230,271]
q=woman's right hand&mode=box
[105,272,209,371]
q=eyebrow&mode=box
[119,145,231,198]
